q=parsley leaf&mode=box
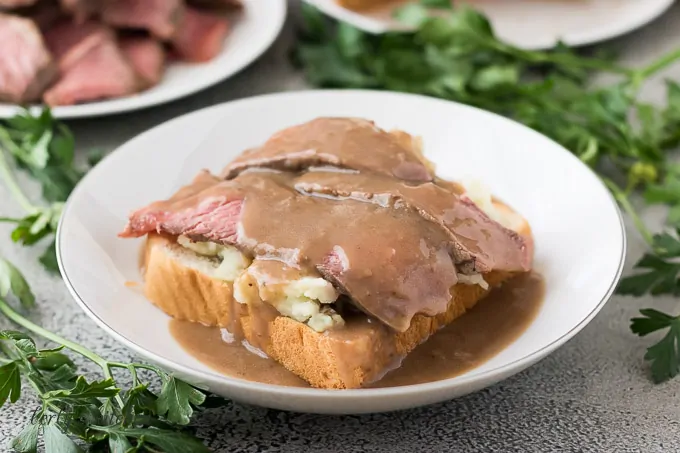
[11,423,39,453]
[43,424,84,453]
[631,309,680,383]
[157,376,206,425]
[92,426,210,453]
[0,361,22,406]
[0,108,83,203]
[0,258,35,308]
[43,377,120,403]
[617,229,680,297]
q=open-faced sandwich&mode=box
[119,117,535,390]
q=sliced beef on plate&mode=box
[119,171,459,332]
[0,13,57,103]
[43,34,140,106]
[100,0,184,40]
[43,19,112,71]
[119,36,166,88]
[295,171,532,273]
[221,118,435,182]
[171,6,230,63]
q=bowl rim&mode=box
[56,89,627,399]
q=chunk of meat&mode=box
[43,36,140,106]
[0,13,56,103]
[295,171,532,273]
[43,19,113,71]
[119,36,165,88]
[221,118,434,182]
[100,0,183,40]
[171,6,229,63]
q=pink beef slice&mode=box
[43,36,140,106]
[172,6,229,63]
[43,19,113,71]
[119,171,243,243]
[0,13,57,103]
[100,0,183,40]
[119,36,165,88]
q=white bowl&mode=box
[57,90,625,414]
[0,0,287,119]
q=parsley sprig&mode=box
[0,109,212,451]
[295,2,680,382]
[0,108,99,273]
[0,263,210,452]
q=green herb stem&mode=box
[603,178,654,245]
[515,49,632,75]
[0,297,124,407]
[0,145,36,214]
[637,47,680,80]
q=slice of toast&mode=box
[141,199,533,389]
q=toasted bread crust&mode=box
[143,203,532,389]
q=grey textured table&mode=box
[3,2,680,452]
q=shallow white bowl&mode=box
[304,0,674,50]
[57,90,625,414]
[0,0,286,119]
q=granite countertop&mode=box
[2,2,680,452]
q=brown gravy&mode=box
[170,272,544,388]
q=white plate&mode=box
[56,90,625,414]
[0,0,287,119]
[304,0,674,50]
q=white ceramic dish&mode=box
[56,90,625,414]
[304,0,674,50]
[0,0,287,119]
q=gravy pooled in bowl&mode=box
[170,272,544,388]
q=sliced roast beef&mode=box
[119,171,243,241]
[43,34,139,106]
[119,36,165,88]
[221,118,435,182]
[171,6,229,63]
[100,0,183,40]
[0,13,56,103]
[120,171,458,332]
[294,171,532,273]
[43,20,112,71]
